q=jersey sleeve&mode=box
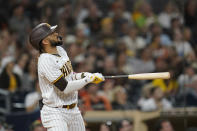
[39,56,63,84]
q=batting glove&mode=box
[92,73,105,84]
[84,73,95,83]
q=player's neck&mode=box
[45,46,58,54]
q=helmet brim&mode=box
[50,25,58,33]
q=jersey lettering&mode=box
[60,61,73,77]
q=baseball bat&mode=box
[104,72,170,80]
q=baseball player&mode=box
[29,23,105,131]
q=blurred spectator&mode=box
[185,77,197,107]
[0,56,21,92]
[40,5,55,25]
[102,56,116,75]
[118,119,133,131]
[75,23,90,48]
[132,1,147,29]
[73,0,89,25]
[0,119,6,131]
[147,23,172,47]
[116,51,129,74]
[154,119,174,131]
[57,2,76,28]
[142,2,157,28]
[169,17,183,38]
[183,27,196,49]
[98,79,115,102]
[9,4,30,44]
[99,17,116,53]
[99,123,110,131]
[13,53,29,79]
[0,119,13,131]
[0,29,19,57]
[129,47,155,74]
[84,55,97,72]
[112,86,134,110]
[0,123,5,131]
[178,65,197,94]
[30,120,45,131]
[184,0,197,44]
[139,86,172,111]
[25,80,41,112]
[122,26,146,56]
[152,77,178,96]
[158,2,179,30]
[110,0,131,34]
[67,42,85,64]
[185,0,197,28]
[138,83,154,109]
[172,29,193,57]
[83,84,112,111]
[21,58,37,92]
[133,1,157,29]
[83,3,102,34]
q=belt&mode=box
[56,103,76,109]
[39,99,76,110]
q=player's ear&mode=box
[42,38,49,45]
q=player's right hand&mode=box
[84,73,105,84]
[84,73,95,83]
[92,73,105,84]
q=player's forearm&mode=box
[73,72,85,80]
[63,78,88,94]
[54,75,89,94]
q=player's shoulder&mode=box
[38,53,56,65]
[38,53,51,60]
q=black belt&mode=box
[39,99,76,110]
[55,103,76,109]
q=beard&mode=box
[49,36,63,47]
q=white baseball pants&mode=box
[40,105,85,131]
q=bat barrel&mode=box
[128,72,170,80]
[104,72,170,80]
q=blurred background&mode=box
[0,0,197,131]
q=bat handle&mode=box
[104,75,128,79]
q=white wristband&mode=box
[73,73,84,80]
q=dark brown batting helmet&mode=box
[29,23,57,50]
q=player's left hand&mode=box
[92,73,105,84]
[82,72,92,78]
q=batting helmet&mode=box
[29,23,57,50]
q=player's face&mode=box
[47,32,63,47]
